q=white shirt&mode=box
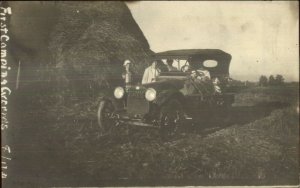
[124,71,132,84]
[167,65,177,71]
[142,66,160,84]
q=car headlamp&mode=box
[145,88,157,102]
[114,87,125,99]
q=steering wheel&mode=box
[181,65,190,72]
[196,70,205,77]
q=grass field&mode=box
[5,83,299,187]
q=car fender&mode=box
[99,96,124,111]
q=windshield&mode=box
[159,59,190,71]
[141,58,190,84]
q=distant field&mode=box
[234,84,299,106]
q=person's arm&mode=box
[205,70,211,79]
[151,69,160,82]
[142,68,148,84]
[157,68,161,75]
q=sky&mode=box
[127,1,299,81]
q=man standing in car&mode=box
[142,60,161,84]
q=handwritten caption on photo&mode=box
[1,6,12,179]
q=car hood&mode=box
[142,79,185,91]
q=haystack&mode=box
[48,1,153,97]
[8,1,153,101]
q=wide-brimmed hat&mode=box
[123,60,131,66]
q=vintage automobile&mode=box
[97,49,235,135]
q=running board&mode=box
[118,120,159,129]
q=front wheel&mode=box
[159,99,183,138]
[97,100,115,135]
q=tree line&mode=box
[258,75,284,86]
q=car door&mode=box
[180,78,204,116]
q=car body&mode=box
[98,49,235,134]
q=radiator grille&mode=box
[127,91,149,116]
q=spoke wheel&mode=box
[159,99,183,139]
[97,100,115,135]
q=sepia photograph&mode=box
[1,1,299,187]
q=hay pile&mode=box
[8,1,153,101]
[48,1,153,97]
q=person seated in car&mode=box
[192,67,211,81]
[156,59,168,72]
[166,59,177,71]
[181,64,192,73]
[190,67,215,95]
[142,60,161,84]
[212,77,222,94]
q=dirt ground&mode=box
[5,84,299,187]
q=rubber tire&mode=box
[97,100,115,134]
[159,99,183,138]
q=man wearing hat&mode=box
[122,59,133,87]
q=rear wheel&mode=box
[97,100,115,135]
[222,99,232,124]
